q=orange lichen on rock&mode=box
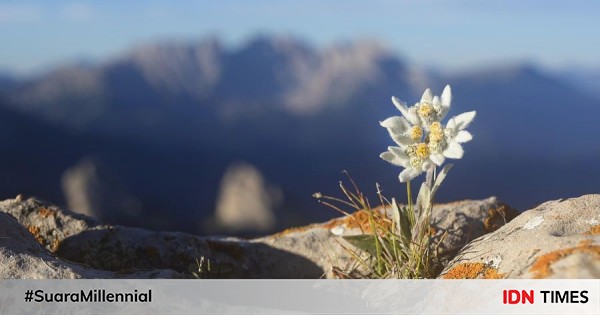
[529,240,600,278]
[585,225,600,235]
[51,239,61,252]
[272,206,391,238]
[27,225,46,245]
[442,262,504,279]
[483,203,519,233]
[38,207,56,218]
[322,206,391,234]
[270,224,318,238]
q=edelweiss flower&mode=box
[380,144,435,182]
[380,85,475,182]
[392,85,452,129]
[428,111,476,166]
[380,116,424,145]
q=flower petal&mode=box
[380,116,410,133]
[391,134,415,146]
[440,85,452,118]
[443,142,464,159]
[451,111,476,130]
[391,96,411,118]
[388,146,411,167]
[399,168,421,183]
[420,88,433,103]
[388,146,408,159]
[429,153,445,166]
[432,95,441,114]
[380,150,409,167]
[406,109,422,126]
[454,130,473,143]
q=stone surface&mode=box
[299,197,517,264]
[0,196,98,252]
[439,194,600,279]
[0,211,181,279]
[1,195,513,279]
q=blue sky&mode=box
[1,0,599,75]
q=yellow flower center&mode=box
[430,122,442,132]
[409,126,423,140]
[429,128,444,142]
[409,156,423,168]
[418,103,434,117]
[415,143,430,159]
[428,140,444,153]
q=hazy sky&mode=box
[1,0,599,75]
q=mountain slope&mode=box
[1,36,599,234]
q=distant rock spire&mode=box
[62,157,141,224]
[211,161,281,234]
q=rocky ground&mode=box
[1,194,598,279]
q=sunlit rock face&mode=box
[213,161,281,234]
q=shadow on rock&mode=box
[55,227,324,278]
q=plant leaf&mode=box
[391,198,401,234]
[399,205,412,245]
[415,182,431,219]
[432,163,453,197]
[343,234,379,257]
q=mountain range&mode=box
[1,35,599,234]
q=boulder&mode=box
[439,194,600,279]
[0,196,98,252]
[0,211,181,279]
[1,195,513,279]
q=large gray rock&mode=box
[0,196,98,252]
[439,194,600,279]
[0,211,181,279]
[293,197,516,263]
[1,196,512,279]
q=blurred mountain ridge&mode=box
[0,35,599,234]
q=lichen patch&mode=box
[529,240,600,278]
[483,203,519,233]
[322,206,391,234]
[585,225,600,235]
[441,262,504,279]
[38,207,56,218]
[27,225,46,246]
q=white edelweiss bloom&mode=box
[379,116,424,145]
[392,85,453,129]
[382,84,472,182]
[391,96,422,126]
[439,85,452,120]
[428,111,476,166]
[380,143,434,183]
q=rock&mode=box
[0,211,181,279]
[1,195,513,279]
[210,161,281,234]
[439,194,600,279]
[0,196,98,252]
[62,157,142,224]
[297,197,516,263]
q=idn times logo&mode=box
[503,290,589,304]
